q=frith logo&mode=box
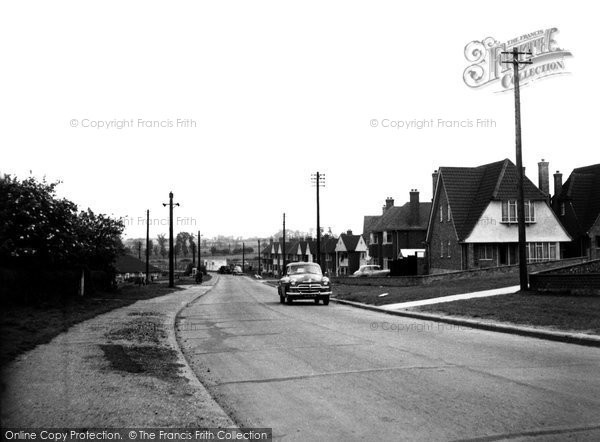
[463,28,572,92]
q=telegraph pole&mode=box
[282,213,286,274]
[197,230,201,272]
[258,239,261,275]
[162,191,180,288]
[242,242,245,273]
[137,241,142,260]
[502,48,532,291]
[311,172,326,268]
[145,209,150,284]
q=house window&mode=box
[596,236,600,248]
[524,201,535,223]
[372,234,379,244]
[447,205,452,221]
[478,244,494,260]
[385,231,393,244]
[440,241,444,258]
[560,203,565,216]
[447,240,451,258]
[527,242,558,262]
[501,200,535,223]
[440,206,444,222]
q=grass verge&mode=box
[411,291,600,335]
[0,284,181,366]
[333,274,519,306]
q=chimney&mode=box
[409,189,420,225]
[346,230,353,236]
[432,170,439,200]
[554,170,563,196]
[385,197,394,209]
[538,159,549,195]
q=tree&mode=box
[0,175,124,270]
[157,234,168,258]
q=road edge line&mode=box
[331,298,600,348]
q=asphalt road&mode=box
[178,275,600,441]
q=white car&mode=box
[352,265,390,277]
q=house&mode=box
[335,230,369,275]
[114,254,162,282]
[427,158,571,273]
[551,164,600,259]
[260,234,367,276]
[365,191,431,272]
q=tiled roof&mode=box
[363,215,380,237]
[371,202,432,232]
[114,254,162,274]
[559,163,600,235]
[339,233,361,251]
[439,158,546,241]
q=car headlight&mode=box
[290,280,296,286]
[322,278,330,286]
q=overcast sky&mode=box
[1,1,598,239]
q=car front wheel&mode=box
[322,296,330,305]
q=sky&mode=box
[1,1,598,239]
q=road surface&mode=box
[177,275,600,441]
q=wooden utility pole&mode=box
[258,239,261,275]
[311,172,325,268]
[242,242,245,273]
[502,48,532,291]
[197,230,201,271]
[162,191,180,288]
[145,209,150,284]
[137,241,142,260]
[282,213,286,274]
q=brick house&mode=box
[364,191,431,271]
[335,230,369,276]
[427,158,571,273]
[551,163,600,259]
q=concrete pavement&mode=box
[1,280,234,427]
[378,285,521,310]
[178,275,600,441]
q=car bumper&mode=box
[286,288,332,298]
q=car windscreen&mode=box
[287,264,322,275]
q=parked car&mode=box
[278,262,332,305]
[218,266,232,274]
[232,265,243,275]
[352,264,390,277]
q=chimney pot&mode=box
[347,230,352,235]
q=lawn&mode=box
[333,274,519,306]
[412,291,600,335]
[0,284,183,366]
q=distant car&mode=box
[278,262,332,305]
[232,265,243,275]
[352,265,390,278]
[218,266,232,274]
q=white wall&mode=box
[466,201,571,243]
